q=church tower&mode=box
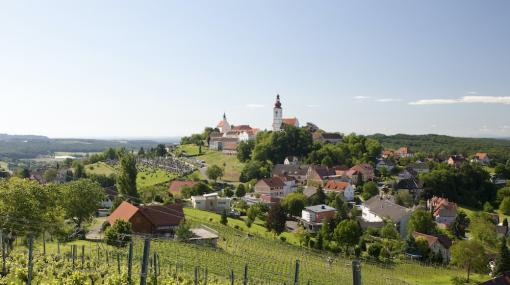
[272,94,283,131]
[218,113,231,134]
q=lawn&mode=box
[86,162,116,176]
[0,160,8,170]
[177,144,201,156]
[197,149,244,182]
[137,168,178,189]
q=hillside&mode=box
[370,133,510,163]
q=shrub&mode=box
[105,219,132,247]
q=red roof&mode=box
[324,180,351,192]
[413,232,452,249]
[282,118,298,126]
[169,181,196,194]
[475,152,489,160]
[258,177,286,188]
[108,201,139,224]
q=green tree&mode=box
[138,147,146,157]
[60,179,104,230]
[500,197,510,215]
[206,165,224,182]
[237,141,255,162]
[155,144,167,157]
[309,187,326,205]
[239,161,271,182]
[175,221,193,242]
[266,203,287,235]
[362,181,379,200]
[43,169,58,182]
[495,238,510,276]
[117,152,139,202]
[14,167,30,178]
[368,243,382,259]
[469,215,497,247]
[380,222,399,240]
[105,219,132,247]
[408,209,437,235]
[451,211,470,238]
[334,219,362,253]
[281,192,307,216]
[72,161,86,179]
[235,184,246,198]
[220,209,228,225]
[450,240,488,282]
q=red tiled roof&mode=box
[169,181,196,194]
[138,204,184,227]
[258,177,286,188]
[232,125,253,131]
[324,180,350,192]
[282,118,298,126]
[413,232,452,249]
[108,201,139,225]
[475,152,489,160]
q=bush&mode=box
[100,221,111,233]
[105,219,132,247]
[368,243,382,259]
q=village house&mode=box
[272,164,309,185]
[360,196,414,237]
[254,177,288,198]
[427,196,458,228]
[306,165,336,187]
[376,159,396,172]
[284,156,299,165]
[168,180,196,196]
[471,152,491,165]
[191,193,231,213]
[323,180,355,201]
[300,205,337,233]
[412,232,452,263]
[349,163,375,182]
[312,132,343,144]
[108,201,184,236]
[209,113,258,154]
[447,155,466,167]
[395,147,414,158]
[407,161,430,174]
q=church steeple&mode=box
[274,94,282,109]
[272,94,283,131]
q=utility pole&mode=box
[27,235,34,285]
[352,260,361,285]
[140,238,151,285]
[127,242,133,284]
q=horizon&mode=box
[1,1,509,138]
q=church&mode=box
[209,94,299,154]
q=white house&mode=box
[323,180,355,201]
[191,193,231,213]
[360,196,413,237]
[301,205,337,233]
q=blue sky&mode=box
[1,1,509,138]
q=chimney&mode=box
[321,205,325,210]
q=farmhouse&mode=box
[471,152,490,165]
[108,201,184,235]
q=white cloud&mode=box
[467,91,478,95]
[353,96,371,100]
[409,96,510,105]
[245,104,264,108]
[376,98,403,103]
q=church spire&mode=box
[274,94,282,109]
[223,112,227,120]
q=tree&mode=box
[309,187,326,205]
[334,219,362,253]
[117,152,139,202]
[266,203,286,235]
[14,167,30,178]
[72,161,86,179]
[155,144,167,157]
[237,141,255,163]
[281,193,307,216]
[451,240,488,282]
[223,188,234,197]
[495,238,510,276]
[395,191,413,208]
[500,197,510,215]
[206,165,224,182]
[239,161,271,182]
[469,215,497,247]
[138,147,146,157]
[380,222,399,240]
[60,179,104,230]
[175,221,193,242]
[362,182,379,201]
[220,209,228,225]
[368,243,382,259]
[407,209,437,235]
[235,184,246,198]
[43,169,58,182]
[451,211,470,238]
[105,219,132,247]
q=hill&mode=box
[370,133,510,163]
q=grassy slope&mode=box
[198,150,244,182]
[86,162,116,176]
[0,160,8,170]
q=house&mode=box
[300,205,337,233]
[376,160,396,172]
[272,164,309,185]
[284,156,299,165]
[323,180,355,201]
[189,226,219,247]
[191,193,231,212]
[108,201,184,235]
[381,150,395,159]
[306,165,336,186]
[472,152,491,165]
[412,232,452,263]
[313,132,342,144]
[448,155,466,167]
[479,272,510,285]
[395,147,414,158]
[407,161,430,174]
[349,163,375,182]
[282,118,300,128]
[169,181,196,195]
[427,196,458,227]
[360,196,414,236]
[254,177,286,197]
[279,176,297,195]
[209,137,239,152]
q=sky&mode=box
[0,0,509,139]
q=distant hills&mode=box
[0,134,176,160]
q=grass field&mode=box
[197,149,244,182]
[86,162,116,176]
[137,168,178,189]
[0,160,8,170]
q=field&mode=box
[2,208,485,285]
[197,149,244,182]
[86,162,116,176]
[0,160,8,170]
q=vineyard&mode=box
[0,208,486,285]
